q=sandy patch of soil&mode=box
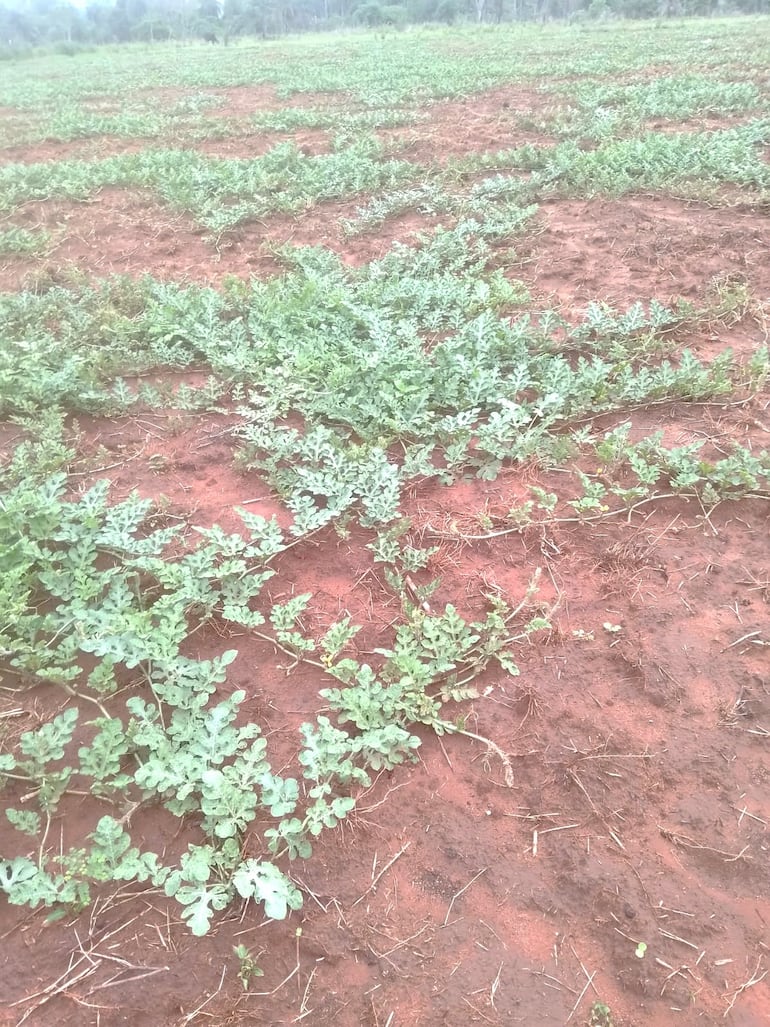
[1,190,280,287]
[642,113,761,135]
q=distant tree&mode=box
[435,0,459,19]
[133,14,174,36]
[2,0,769,55]
[0,4,37,43]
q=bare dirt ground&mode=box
[1,80,770,1027]
[518,195,770,310]
[377,86,558,165]
[0,129,332,166]
[0,189,442,290]
[0,137,149,164]
[9,179,769,299]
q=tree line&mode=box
[1,0,768,54]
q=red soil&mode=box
[190,128,332,158]
[1,80,770,1027]
[2,399,768,1027]
[378,86,558,165]
[517,194,770,316]
[0,189,440,290]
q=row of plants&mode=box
[0,95,426,151]
[5,67,764,152]
[0,449,553,932]
[2,434,766,934]
[2,116,767,242]
[4,387,766,934]
[2,19,769,110]
[0,138,418,232]
[2,63,769,939]
[535,73,765,141]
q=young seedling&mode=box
[233,944,264,990]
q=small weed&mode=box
[0,226,50,257]
[704,274,755,326]
[233,944,264,990]
[588,1002,616,1027]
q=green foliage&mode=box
[455,121,770,201]
[2,227,763,533]
[0,455,552,934]
[472,427,770,533]
[233,944,264,990]
[3,18,770,952]
[589,1002,616,1027]
[5,809,42,836]
[232,859,304,919]
[540,74,763,142]
[3,19,769,112]
[0,226,50,256]
[0,143,419,231]
[0,475,326,933]
[322,591,549,737]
